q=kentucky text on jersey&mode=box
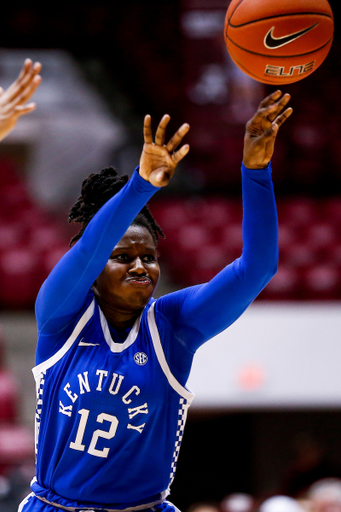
[60,370,149,434]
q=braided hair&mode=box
[68,167,164,247]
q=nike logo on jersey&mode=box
[78,338,100,347]
[264,23,318,49]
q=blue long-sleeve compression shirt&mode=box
[35,164,278,384]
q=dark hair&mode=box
[68,167,164,247]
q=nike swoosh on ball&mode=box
[264,23,318,49]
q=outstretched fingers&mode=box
[139,113,190,187]
[17,58,35,81]
[273,106,293,130]
[251,91,291,126]
[144,114,190,156]
[243,89,293,169]
[172,142,190,166]
[20,59,42,83]
[17,74,42,104]
[9,59,34,92]
[14,103,37,118]
[258,89,283,110]
[166,122,190,152]
[143,115,153,144]
[267,92,292,122]
[8,60,41,102]
[4,74,42,117]
[154,114,171,146]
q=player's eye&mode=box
[143,254,156,263]
[111,253,129,261]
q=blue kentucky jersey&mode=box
[31,297,194,511]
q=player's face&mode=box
[93,225,160,313]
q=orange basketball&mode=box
[224,0,334,84]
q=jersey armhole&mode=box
[147,302,194,404]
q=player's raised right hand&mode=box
[139,114,190,187]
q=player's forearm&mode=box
[239,162,278,283]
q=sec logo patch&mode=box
[134,352,148,366]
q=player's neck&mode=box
[96,296,142,331]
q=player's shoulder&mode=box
[148,286,197,325]
[36,291,96,365]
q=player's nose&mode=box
[128,257,147,274]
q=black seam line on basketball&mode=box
[229,0,245,23]
[227,12,333,29]
[225,33,333,57]
[264,23,318,49]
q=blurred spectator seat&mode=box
[0,370,18,422]
[0,328,4,367]
[303,265,341,300]
[0,423,34,476]
[0,159,69,310]
[0,247,41,309]
[151,195,341,301]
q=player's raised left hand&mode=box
[0,58,42,142]
[139,114,190,187]
[243,90,293,169]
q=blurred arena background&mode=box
[1,0,341,510]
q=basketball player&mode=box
[1,61,292,512]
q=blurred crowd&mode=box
[183,430,341,512]
[187,478,341,512]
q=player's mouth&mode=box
[126,277,152,287]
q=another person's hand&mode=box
[243,90,292,169]
[139,114,190,187]
[0,58,42,142]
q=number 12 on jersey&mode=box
[70,408,119,459]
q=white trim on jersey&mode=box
[99,306,142,353]
[32,299,95,379]
[147,302,194,404]
[17,491,35,512]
